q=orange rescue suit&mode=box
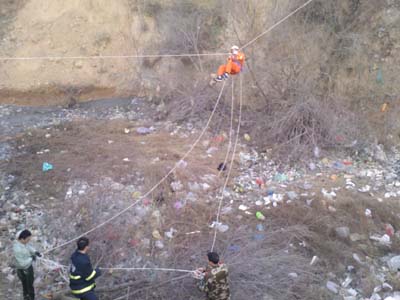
[217,52,245,76]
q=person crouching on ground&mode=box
[195,251,230,300]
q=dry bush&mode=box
[256,95,362,161]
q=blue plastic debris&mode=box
[253,233,265,241]
[376,68,384,84]
[256,224,264,231]
[267,190,274,196]
[227,245,241,252]
[42,162,53,172]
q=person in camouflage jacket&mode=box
[196,252,230,300]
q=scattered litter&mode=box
[326,281,340,294]
[238,205,249,211]
[365,209,372,217]
[227,244,241,252]
[342,276,352,288]
[313,146,320,158]
[253,233,265,241]
[322,188,336,200]
[171,181,183,192]
[132,191,141,199]
[136,127,154,135]
[42,162,53,172]
[177,160,187,168]
[206,147,219,155]
[202,183,211,190]
[352,253,364,265]
[210,221,229,233]
[310,256,319,266]
[256,211,265,220]
[288,272,298,278]
[274,173,288,182]
[123,158,130,162]
[217,162,227,171]
[174,201,185,210]
[124,128,130,134]
[152,230,162,240]
[155,240,164,249]
[358,185,371,193]
[255,178,264,187]
[185,231,201,235]
[287,191,298,200]
[188,182,201,191]
[256,224,264,231]
[234,184,244,194]
[244,133,251,142]
[165,228,177,239]
[370,234,391,246]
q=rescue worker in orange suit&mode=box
[215,45,245,82]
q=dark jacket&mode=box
[69,250,101,295]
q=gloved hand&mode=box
[35,251,42,258]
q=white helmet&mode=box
[231,45,239,52]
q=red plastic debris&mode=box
[255,178,264,187]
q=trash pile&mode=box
[1,98,400,300]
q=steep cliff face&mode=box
[0,0,160,105]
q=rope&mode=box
[217,77,235,179]
[240,0,315,50]
[0,52,228,61]
[101,267,194,274]
[39,258,194,274]
[43,80,227,255]
[210,74,243,252]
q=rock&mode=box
[326,281,340,294]
[335,227,350,239]
[73,60,83,69]
[287,191,298,200]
